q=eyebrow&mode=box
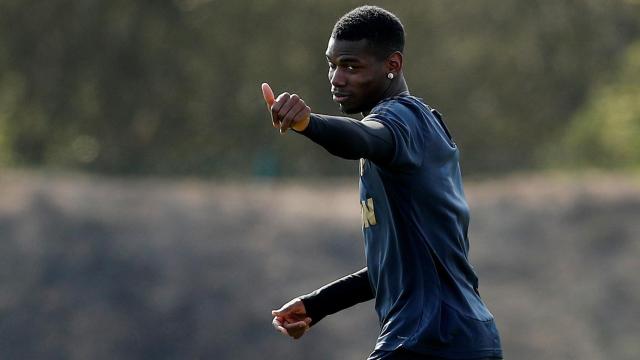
[325,55,362,64]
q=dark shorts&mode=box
[368,347,502,360]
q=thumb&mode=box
[272,301,294,316]
[261,83,275,107]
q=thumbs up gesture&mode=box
[261,83,311,133]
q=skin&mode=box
[325,38,407,115]
[270,298,312,340]
[262,37,409,134]
[263,37,409,340]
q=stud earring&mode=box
[387,73,394,80]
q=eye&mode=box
[328,62,337,70]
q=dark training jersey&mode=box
[299,95,503,360]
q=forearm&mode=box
[298,114,393,164]
[299,267,374,326]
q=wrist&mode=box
[292,115,310,132]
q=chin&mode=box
[339,103,363,115]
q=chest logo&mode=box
[361,197,377,228]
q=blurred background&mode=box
[0,0,639,359]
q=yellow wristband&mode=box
[292,116,310,132]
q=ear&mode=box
[386,51,403,75]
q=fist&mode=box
[271,298,312,340]
[261,83,310,133]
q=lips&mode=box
[332,91,351,102]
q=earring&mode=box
[387,73,394,79]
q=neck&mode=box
[383,76,409,99]
[362,76,409,116]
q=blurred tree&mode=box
[0,0,638,176]
[398,0,639,173]
[552,41,640,169]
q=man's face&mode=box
[325,38,388,114]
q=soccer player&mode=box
[263,6,503,360]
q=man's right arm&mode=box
[299,267,374,326]
[261,84,394,164]
[297,114,394,164]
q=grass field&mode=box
[0,170,638,359]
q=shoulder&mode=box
[364,96,431,169]
[372,95,428,118]
[367,95,429,129]
[375,94,428,109]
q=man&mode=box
[262,6,503,360]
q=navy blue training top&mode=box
[297,95,503,359]
[359,95,502,359]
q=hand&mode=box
[271,298,312,340]
[261,83,311,134]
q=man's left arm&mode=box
[299,267,374,326]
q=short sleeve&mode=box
[365,101,425,169]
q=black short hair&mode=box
[331,6,405,60]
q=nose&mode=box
[329,68,347,88]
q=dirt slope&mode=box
[0,171,638,360]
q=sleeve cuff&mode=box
[299,292,327,327]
